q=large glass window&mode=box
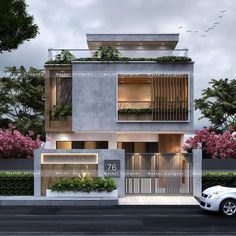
[117,142,159,153]
[56,77,72,106]
[56,141,108,149]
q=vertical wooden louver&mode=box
[152,74,188,121]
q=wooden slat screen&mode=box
[152,74,188,121]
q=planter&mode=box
[46,189,118,198]
[48,116,72,132]
[118,113,152,121]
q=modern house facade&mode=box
[34,34,202,198]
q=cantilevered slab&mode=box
[87,34,179,50]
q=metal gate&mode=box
[125,153,193,195]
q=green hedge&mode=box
[49,177,117,193]
[45,56,192,65]
[0,172,34,196]
[202,172,236,190]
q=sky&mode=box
[0,0,235,130]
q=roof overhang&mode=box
[87,34,179,50]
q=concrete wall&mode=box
[34,149,125,197]
[0,159,34,171]
[72,62,194,132]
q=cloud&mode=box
[0,0,235,129]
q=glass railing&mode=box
[48,48,188,61]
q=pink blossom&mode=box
[0,128,42,159]
[183,128,236,159]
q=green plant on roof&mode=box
[93,46,121,61]
[55,50,75,62]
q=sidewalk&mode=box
[0,196,199,206]
[0,196,117,206]
[118,196,199,205]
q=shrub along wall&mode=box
[202,172,236,190]
[0,172,34,195]
[0,172,236,195]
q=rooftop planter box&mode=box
[45,56,192,65]
[47,177,118,198]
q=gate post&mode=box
[192,149,202,197]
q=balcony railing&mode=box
[48,48,188,61]
[118,101,189,121]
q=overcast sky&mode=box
[0,0,235,130]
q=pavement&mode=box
[0,205,235,235]
[119,196,199,205]
[0,196,199,206]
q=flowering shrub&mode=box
[0,128,42,159]
[183,128,236,159]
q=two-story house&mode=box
[34,34,202,198]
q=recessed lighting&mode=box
[117,43,120,45]
[139,43,143,45]
[161,43,165,46]
[121,80,124,83]
[148,81,151,83]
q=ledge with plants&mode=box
[45,48,192,65]
[50,105,72,120]
[46,176,118,198]
[118,108,189,114]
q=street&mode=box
[0,205,235,235]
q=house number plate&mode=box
[104,160,120,178]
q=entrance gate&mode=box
[125,153,193,195]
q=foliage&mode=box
[155,56,192,63]
[49,176,117,193]
[45,55,192,64]
[183,127,236,159]
[50,105,72,120]
[0,172,34,195]
[202,172,236,190]
[0,127,41,159]
[195,79,236,130]
[118,108,153,114]
[54,50,75,63]
[119,108,189,115]
[0,66,45,139]
[0,0,39,52]
[93,46,121,61]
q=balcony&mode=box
[118,74,189,122]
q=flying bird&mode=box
[178,26,183,29]
[200,35,207,37]
[193,31,198,33]
[218,15,224,18]
[220,10,226,13]
[214,22,220,25]
[186,30,192,32]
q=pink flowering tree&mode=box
[183,127,236,159]
[0,127,42,159]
